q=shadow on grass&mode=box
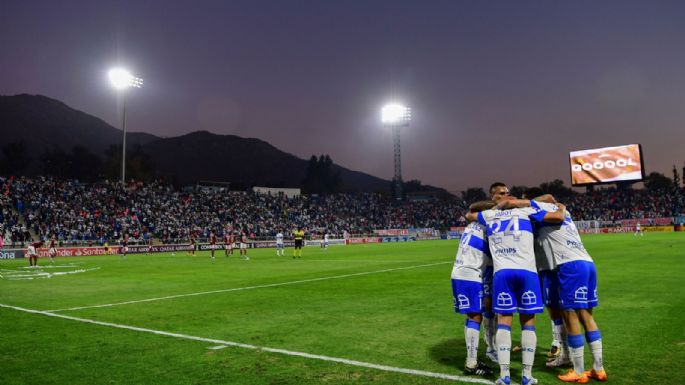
[428,338,560,378]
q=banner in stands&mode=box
[446,231,461,240]
[252,240,296,248]
[305,239,345,247]
[373,229,409,236]
[345,237,382,245]
[381,236,416,243]
[0,249,25,259]
[569,144,644,186]
[36,246,118,257]
[643,226,674,232]
[128,244,195,254]
[619,218,673,227]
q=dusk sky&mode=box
[2,1,684,193]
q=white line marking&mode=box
[208,345,227,350]
[47,262,449,312]
[0,303,492,384]
[0,267,100,280]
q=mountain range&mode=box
[0,94,397,192]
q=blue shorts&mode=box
[483,266,494,297]
[493,269,544,314]
[558,260,598,310]
[451,279,484,314]
[539,269,561,308]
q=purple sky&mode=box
[2,1,684,193]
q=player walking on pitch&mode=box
[239,232,250,260]
[276,230,284,256]
[209,231,217,260]
[48,235,57,263]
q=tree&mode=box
[1,141,31,175]
[68,145,102,182]
[644,172,673,191]
[102,144,156,182]
[539,179,574,199]
[40,146,70,178]
[673,165,681,191]
[461,187,486,204]
[301,154,342,194]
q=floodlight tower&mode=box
[108,68,143,185]
[381,103,411,200]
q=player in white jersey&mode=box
[451,220,494,377]
[323,233,329,249]
[634,222,643,236]
[519,189,569,366]
[499,193,607,383]
[530,197,607,383]
[275,230,284,256]
[467,199,564,385]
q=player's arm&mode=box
[541,204,565,223]
[496,198,531,209]
[468,200,496,212]
[533,194,556,204]
[465,200,495,223]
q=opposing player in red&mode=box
[48,235,57,263]
[224,231,232,257]
[188,232,197,256]
[27,240,44,267]
[209,231,217,260]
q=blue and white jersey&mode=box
[451,222,491,282]
[531,201,593,266]
[276,232,284,245]
[477,207,549,274]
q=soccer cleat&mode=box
[547,344,561,358]
[584,369,608,381]
[512,345,522,353]
[546,353,571,368]
[485,348,498,363]
[495,376,511,385]
[558,369,589,383]
[464,361,493,377]
[521,376,538,385]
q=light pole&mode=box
[108,68,143,185]
[381,103,411,200]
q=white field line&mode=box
[47,261,450,313]
[0,303,492,384]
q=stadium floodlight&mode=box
[108,68,143,90]
[381,103,411,200]
[108,67,143,185]
[381,103,411,125]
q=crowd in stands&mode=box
[0,176,682,246]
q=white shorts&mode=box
[240,242,247,250]
[276,242,284,249]
[28,246,36,256]
[49,247,57,256]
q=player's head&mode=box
[522,187,544,200]
[489,182,510,202]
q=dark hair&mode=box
[523,187,544,200]
[489,182,507,194]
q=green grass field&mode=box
[1,233,684,384]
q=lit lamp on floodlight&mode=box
[108,68,143,185]
[381,103,411,200]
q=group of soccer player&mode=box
[451,183,607,384]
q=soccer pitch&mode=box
[1,234,684,385]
